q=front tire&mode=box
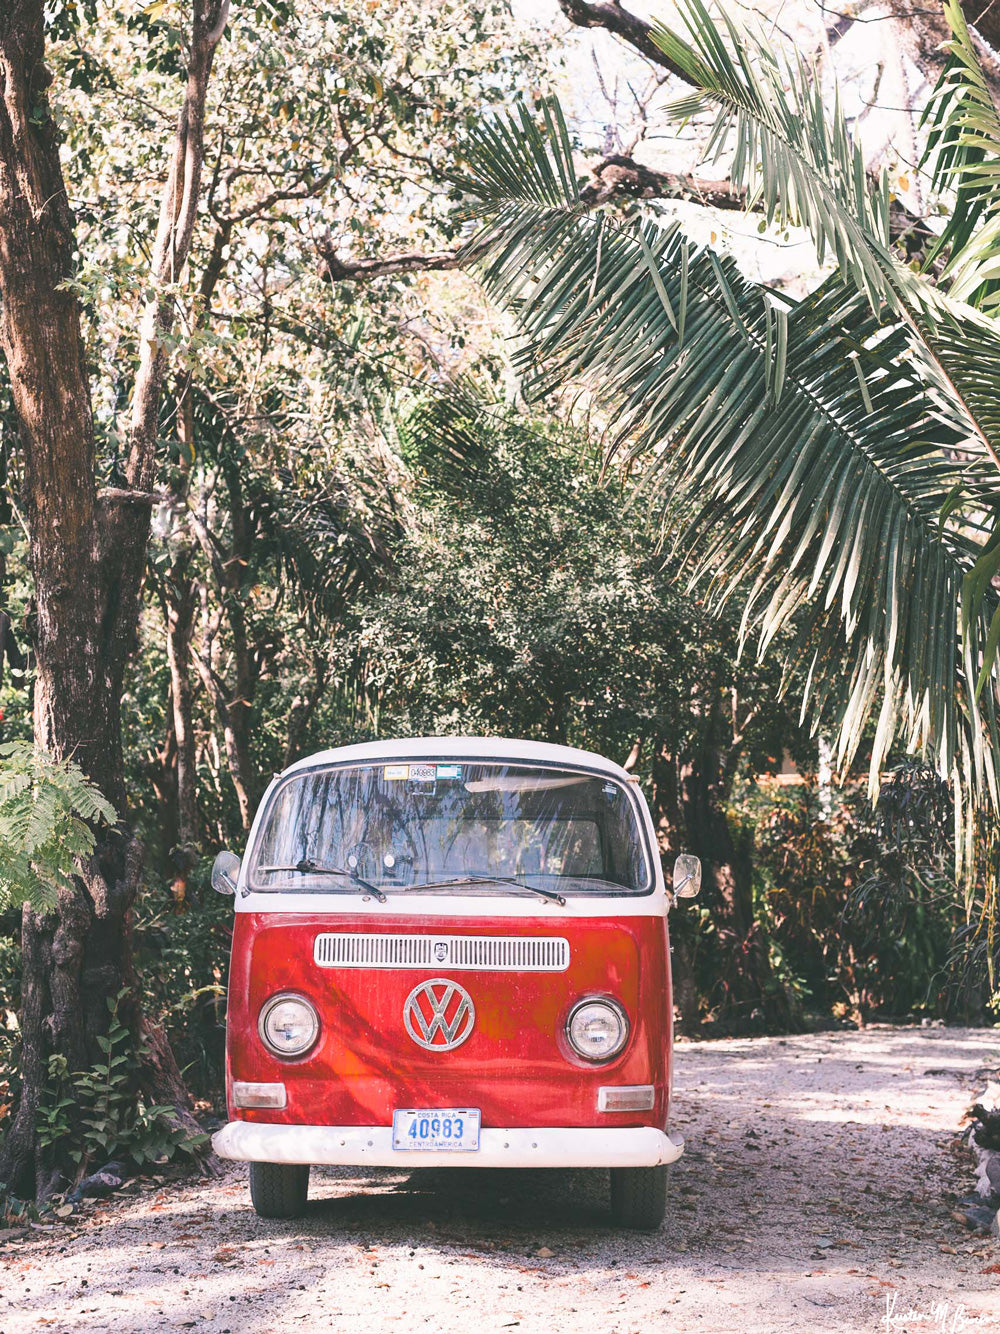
[249,1161,309,1219]
[609,1164,668,1230]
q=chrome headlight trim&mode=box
[257,992,320,1059]
[565,996,630,1063]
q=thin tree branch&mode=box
[318,154,747,284]
[556,0,696,84]
[318,246,465,283]
[126,0,230,491]
[580,154,745,208]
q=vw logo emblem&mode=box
[433,941,449,963]
[403,978,475,1052]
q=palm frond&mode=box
[185,383,400,624]
[654,0,892,303]
[921,0,1000,313]
[455,97,1000,815]
[650,0,1000,475]
[397,378,509,498]
[250,466,400,622]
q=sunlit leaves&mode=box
[0,742,117,912]
[650,0,1000,487]
[920,0,1000,314]
[455,94,1000,825]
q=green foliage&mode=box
[457,98,998,801]
[0,929,17,1137]
[3,1,995,1163]
[0,743,117,912]
[36,992,207,1170]
[132,880,232,1104]
[743,770,968,1022]
[2,888,231,1162]
[651,0,1000,474]
[349,385,799,767]
[920,0,1000,313]
[649,0,1000,839]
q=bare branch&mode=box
[97,486,167,506]
[318,245,465,284]
[127,0,230,492]
[318,154,747,286]
[963,0,1000,54]
[556,0,695,83]
[580,155,745,209]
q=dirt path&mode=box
[3,1026,999,1334]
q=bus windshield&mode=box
[247,760,652,896]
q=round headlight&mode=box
[566,997,629,1062]
[258,993,320,1059]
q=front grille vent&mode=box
[313,933,570,972]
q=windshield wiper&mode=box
[401,875,567,907]
[257,859,387,903]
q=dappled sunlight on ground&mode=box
[2,1026,999,1333]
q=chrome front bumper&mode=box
[212,1122,684,1169]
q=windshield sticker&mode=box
[436,764,462,780]
[384,764,409,780]
[408,763,437,783]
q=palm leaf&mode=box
[651,0,1000,478]
[251,468,398,622]
[455,97,1000,820]
[396,379,514,501]
[921,0,1000,314]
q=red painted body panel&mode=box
[225,911,673,1132]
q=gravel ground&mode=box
[3,1025,1000,1334]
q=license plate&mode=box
[391,1108,480,1151]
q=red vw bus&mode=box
[211,738,700,1229]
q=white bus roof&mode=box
[280,737,634,783]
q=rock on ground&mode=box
[2,1025,1000,1334]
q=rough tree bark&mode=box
[0,0,228,1199]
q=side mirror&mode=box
[672,853,701,899]
[211,850,241,896]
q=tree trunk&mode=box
[0,1,133,1199]
[195,647,258,831]
[0,0,227,1199]
[148,712,180,870]
[190,464,260,829]
[166,566,199,841]
[164,559,199,906]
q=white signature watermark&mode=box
[884,1292,998,1332]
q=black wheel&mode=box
[249,1161,310,1219]
[609,1165,668,1230]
